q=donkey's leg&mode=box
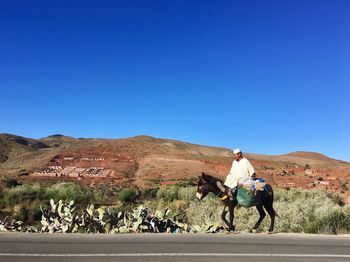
[263,202,276,233]
[228,204,235,232]
[253,204,266,231]
[221,205,230,229]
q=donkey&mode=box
[196,172,277,233]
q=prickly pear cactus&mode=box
[37,200,212,234]
[40,199,79,233]
[0,216,23,232]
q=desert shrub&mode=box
[3,182,92,207]
[31,204,44,222]
[331,193,345,206]
[185,197,222,227]
[178,186,197,201]
[117,188,139,203]
[141,197,192,218]
[156,186,180,202]
[190,188,350,234]
[17,202,46,224]
[4,179,21,188]
[272,188,336,232]
[341,182,349,191]
[176,178,197,187]
[304,209,350,234]
[3,183,45,206]
[45,182,93,205]
[260,188,350,233]
[13,205,29,221]
[93,186,119,204]
[4,182,350,234]
[140,188,159,199]
[105,205,125,216]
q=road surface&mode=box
[1,232,350,262]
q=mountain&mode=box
[0,134,49,164]
[0,133,349,195]
[245,151,349,168]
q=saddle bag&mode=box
[236,188,254,207]
[236,188,262,207]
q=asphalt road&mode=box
[1,232,350,262]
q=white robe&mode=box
[224,158,255,188]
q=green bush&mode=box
[3,183,45,206]
[178,187,197,201]
[185,197,222,227]
[31,204,44,222]
[305,209,350,234]
[117,188,138,203]
[14,205,29,221]
[4,182,350,235]
[3,182,92,207]
[45,182,93,204]
[156,186,180,202]
[140,188,159,199]
[4,179,21,188]
[331,193,345,206]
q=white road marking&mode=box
[0,253,349,258]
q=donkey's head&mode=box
[196,172,219,201]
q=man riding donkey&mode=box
[197,148,277,233]
[217,148,265,203]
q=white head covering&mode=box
[233,148,241,154]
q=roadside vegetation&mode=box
[0,180,350,234]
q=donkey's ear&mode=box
[201,172,207,180]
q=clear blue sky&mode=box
[1,0,349,161]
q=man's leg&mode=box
[216,181,236,201]
[216,181,226,192]
[227,187,236,200]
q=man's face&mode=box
[234,152,242,161]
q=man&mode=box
[217,148,256,200]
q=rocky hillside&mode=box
[0,133,349,197]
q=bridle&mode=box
[198,180,229,201]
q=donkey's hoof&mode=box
[266,231,274,234]
[251,229,257,233]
